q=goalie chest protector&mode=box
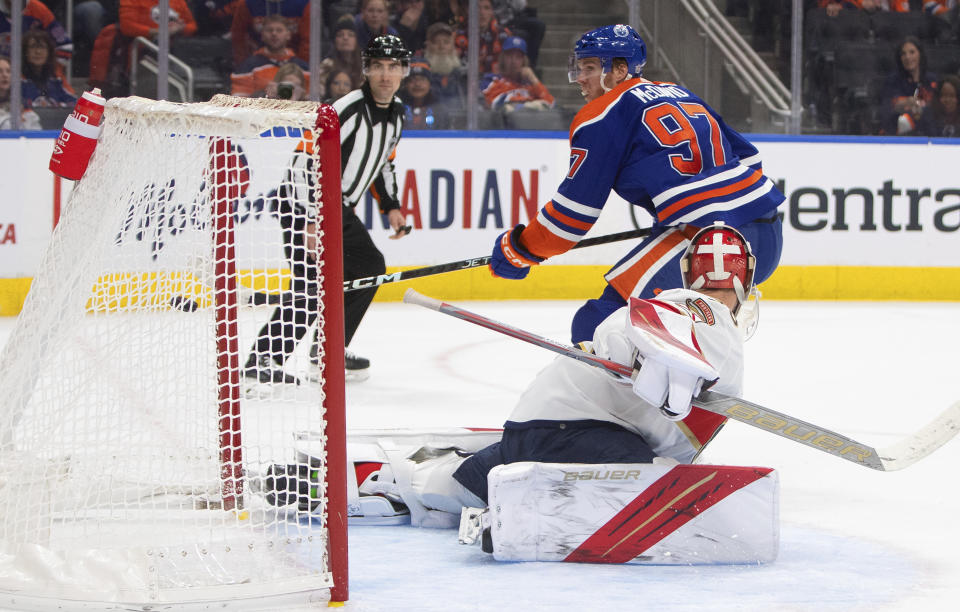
[487,462,779,565]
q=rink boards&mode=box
[2,131,959,315]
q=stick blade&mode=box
[877,401,960,471]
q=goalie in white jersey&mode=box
[265,223,761,532]
[403,222,758,514]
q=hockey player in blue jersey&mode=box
[489,24,784,343]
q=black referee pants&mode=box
[342,206,386,347]
[251,207,384,365]
[251,194,318,364]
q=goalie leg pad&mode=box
[290,429,503,527]
[487,461,779,565]
[390,446,485,528]
[409,447,485,515]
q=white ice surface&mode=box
[3,299,959,611]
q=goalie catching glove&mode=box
[489,224,544,280]
[625,297,719,421]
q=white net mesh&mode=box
[0,96,339,608]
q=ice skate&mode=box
[345,349,370,382]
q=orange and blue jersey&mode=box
[229,48,309,96]
[519,78,783,261]
[1,0,73,61]
[889,0,952,14]
[231,0,309,66]
[481,73,554,110]
[118,0,198,39]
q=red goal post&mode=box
[0,95,348,607]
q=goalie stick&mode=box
[402,289,960,472]
[237,227,654,307]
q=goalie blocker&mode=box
[267,430,779,565]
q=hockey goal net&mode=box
[0,96,347,608]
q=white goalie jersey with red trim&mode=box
[505,288,743,461]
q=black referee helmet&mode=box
[362,35,412,61]
[362,35,412,77]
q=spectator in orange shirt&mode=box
[454,0,510,74]
[481,35,552,111]
[231,14,309,97]
[231,0,309,68]
[889,0,952,15]
[118,0,197,41]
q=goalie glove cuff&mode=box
[591,319,641,383]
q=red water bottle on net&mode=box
[49,88,106,180]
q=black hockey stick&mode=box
[403,289,960,472]
[242,227,653,306]
[342,226,652,293]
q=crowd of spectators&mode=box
[0,55,43,128]
[804,0,960,135]
[0,0,549,130]
[398,55,448,128]
[8,1,957,136]
[21,27,76,107]
[229,13,308,97]
[1,0,76,128]
[480,35,550,111]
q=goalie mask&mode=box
[680,222,760,337]
[568,24,646,83]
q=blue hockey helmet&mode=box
[568,24,646,82]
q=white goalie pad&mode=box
[293,428,501,526]
[487,462,778,565]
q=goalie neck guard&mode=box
[568,24,646,83]
[681,222,757,320]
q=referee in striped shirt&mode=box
[244,35,413,387]
[333,34,412,379]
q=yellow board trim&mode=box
[84,269,292,313]
[0,270,291,316]
[0,278,33,316]
[756,265,960,301]
[2,265,959,316]
[370,265,960,302]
